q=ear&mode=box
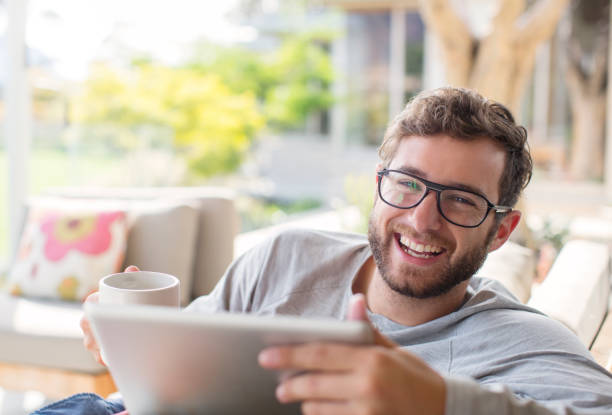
[373,164,383,202]
[375,164,383,182]
[487,210,521,253]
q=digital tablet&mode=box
[85,303,374,415]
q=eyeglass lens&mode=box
[379,171,489,227]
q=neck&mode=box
[353,257,469,327]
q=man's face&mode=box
[368,134,509,299]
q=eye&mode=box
[399,179,421,192]
[445,192,478,207]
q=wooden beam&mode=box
[0,362,116,400]
[389,7,407,118]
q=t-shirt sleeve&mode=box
[445,375,612,415]
[445,376,555,415]
[445,356,612,415]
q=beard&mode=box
[367,214,497,299]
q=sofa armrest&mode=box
[591,311,612,370]
[527,239,610,348]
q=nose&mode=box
[409,190,442,233]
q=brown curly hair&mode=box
[379,87,532,208]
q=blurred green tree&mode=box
[70,63,264,177]
[188,31,335,129]
[262,32,334,128]
[70,31,334,178]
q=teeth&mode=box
[399,235,442,254]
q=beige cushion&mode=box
[476,241,535,303]
[123,203,199,305]
[189,197,238,297]
[528,239,610,348]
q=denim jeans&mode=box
[30,393,125,415]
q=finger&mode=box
[94,350,106,366]
[83,329,106,366]
[276,372,361,403]
[80,292,98,337]
[83,331,97,351]
[301,401,360,415]
[260,343,369,371]
[124,265,139,272]
[80,315,90,334]
[84,292,99,304]
[346,293,368,321]
[80,294,106,366]
[346,294,395,348]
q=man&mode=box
[37,87,612,414]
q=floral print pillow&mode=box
[7,208,128,301]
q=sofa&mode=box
[0,187,239,398]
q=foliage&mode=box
[262,32,335,128]
[188,31,335,129]
[70,30,335,177]
[405,43,424,76]
[70,63,264,177]
[187,44,272,98]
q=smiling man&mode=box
[198,87,612,414]
[38,87,612,415]
[251,88,612,414]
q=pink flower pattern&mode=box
[40,211,125,262]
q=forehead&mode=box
[387,134,506,200]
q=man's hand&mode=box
[258,294,446,415]
[80,265,140,365]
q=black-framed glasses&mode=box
[376,169,512,228]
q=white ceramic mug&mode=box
[99,271,180,307]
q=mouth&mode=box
[395,233,445,259]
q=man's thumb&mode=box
[347,293,396,348]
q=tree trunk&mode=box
[419,0,570,115]
[565,41,608,179]
[563,0,609,180]
[418,0,472,86]
[568,94,606,179]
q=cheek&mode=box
[372,201,400,225]
[452,227,488,253]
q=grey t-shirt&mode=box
[187,228,612,415]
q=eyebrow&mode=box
[391,166,489,197]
